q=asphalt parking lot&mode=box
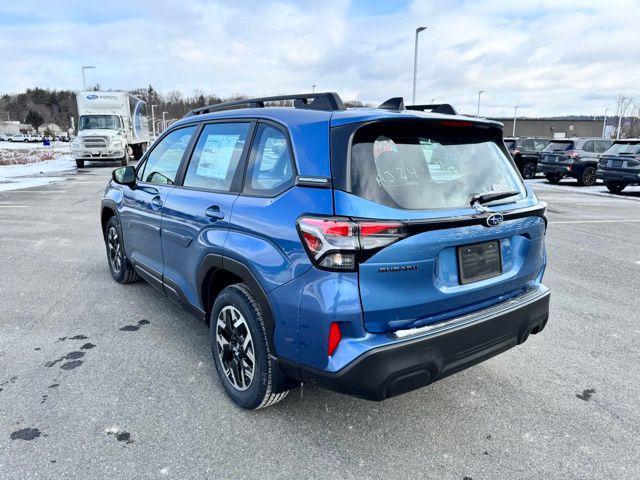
[1,167,639,480]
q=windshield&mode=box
[350,122,525,210]
[79,115,122,131]
[605,142,640,155]
[543,141,574,152]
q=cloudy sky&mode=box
[1,0,639,116]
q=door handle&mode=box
[205,205,225,221]
[151,195,163,209]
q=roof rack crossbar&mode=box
[184,92,345,117]
[406,104,458,115]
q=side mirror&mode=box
[112,166,136,186]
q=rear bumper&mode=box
[597,169,640,184]
[539,163,572,176]
[281,285,550,401]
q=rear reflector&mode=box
[328,322,341,356]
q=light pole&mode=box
[162,111,168,131]
[412,26,427,104]
[312,84,317,93]
[602,107,609,138]
[81,65,95,90]
[476,90,485,118]
[151,104,158,139]
[512,105,519,137]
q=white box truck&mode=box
[71,91,150,168]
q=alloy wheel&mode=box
[216,306,255,391]
[583,168,597,186]
[107,226,122,274]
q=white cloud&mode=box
[0,0,638,116]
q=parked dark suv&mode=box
[504,137,550,179]
[101,93,549,409]
[596,139,640,193]
[539,137,613,186]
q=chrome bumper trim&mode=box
[391,285,550,340]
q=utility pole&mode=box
[512,105,519,137]
[312,84,317,93]
[151,104,158,139]
[81,65,95,90]
[412,27,427,104]
[162,111,168,131]
[602,107,609,138]
[477,90,484,118]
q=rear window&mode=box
[349,122,524,211]
[605,142,640,155]
[543,141,574,152]
[504,139,517,150]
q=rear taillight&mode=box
[297,216,407,271]
[512,149,520,155]
[567,150,580,158]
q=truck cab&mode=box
[72,91,150,168]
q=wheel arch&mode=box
[100,200,118,239]
[197,255,276,342]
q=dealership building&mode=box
[490,118,604,138]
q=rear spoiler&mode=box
[406,104,457,115]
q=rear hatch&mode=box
[599,141,640,171]
[540,140,575,164]
[330,118,547,334]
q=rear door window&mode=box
[183,122,251,192]
[594,140,612,153]
[349,121,524,210]
[534,139,549,151]
[582,140,594,152]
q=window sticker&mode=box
[195,134,243,179]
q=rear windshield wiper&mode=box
[470,190,520,207]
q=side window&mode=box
[244,124,294,196]
[594,140,611,153]
[534,139,549,151]
[140,126,196,185]
[582,140,594,152]
[521,140,534,150]
[183,123,250,192]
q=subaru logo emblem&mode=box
[86,94,98,100]
[485,213,504,227]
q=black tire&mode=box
[521,161,537,180]
[120,155,128,166]
[75,159,84,168]
[105,216,139,284]
[132,144,144,161]
[545,173,562,184]
[210,283,289,409]
[578,166,597,186]
[605,181,627,194]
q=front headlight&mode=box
[111,140,124,149]
[71,139,81,149]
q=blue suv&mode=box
[101,93,550,409]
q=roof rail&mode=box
[184,92,345,117]
[406,104,458,115]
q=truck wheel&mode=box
[545,173,562,184]
[210,283,289,410]
[105,216,139,283]
[521,162,537,180]
[120,156,128,166]
[131,144,143,160]
[578,166,597,186]
[75,159,84,168]
[605,182,627,194]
